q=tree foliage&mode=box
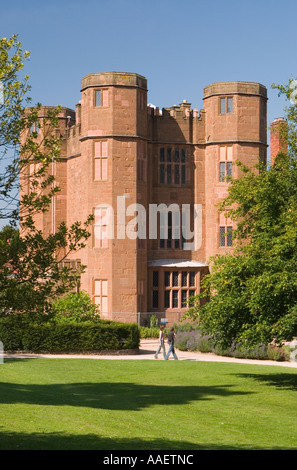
[52,291,100,322]
[0,35,92,314]
[186,81,297,347]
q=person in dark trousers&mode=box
[154,324,166,359]
[165,327,178,360]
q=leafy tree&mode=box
[0,35,92,314]
[186,81,297,347]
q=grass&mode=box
[0,358,297,450]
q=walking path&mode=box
[4,339,297,369]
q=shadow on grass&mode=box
[0,381,250,410]
[0,430,288,450]
[235,373,297,392]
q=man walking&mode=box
[165,327,178,360]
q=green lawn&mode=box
[0,358,296,450]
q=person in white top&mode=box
[154,325,166,359]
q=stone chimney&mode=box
[270,117,288,166]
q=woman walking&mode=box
[154,325,166,359]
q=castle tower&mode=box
[66,72,148,318]
[202,81,267,261]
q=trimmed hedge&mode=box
[0,315,140,353]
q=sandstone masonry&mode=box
[25,72,282,325]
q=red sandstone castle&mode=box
[27,72,285,324]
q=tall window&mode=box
[159,210,185,249]
[159,147,187,185]
[220,97,233,114]
[30,121,40,135]
[94,141,108,181]
[219,212,233,247]
[219,226,233,247]
[94,280,108,312]
[95,89,109,107]
[94,206,109,248]
[219,145,233,182]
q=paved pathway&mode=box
[4,339,297,369]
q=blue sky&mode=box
[1,0,296,132]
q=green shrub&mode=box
[0,315,23,350]
[175,332,191,351]
[52,291,99,322]
[195,337,213,353]
[0,315,140,353]
[139,326,159,338]
[149,315,158,328]
[266,344,290,362]
[173,321,199,332]
[175,330,213,353]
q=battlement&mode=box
[148,100,203,120]
[81,71,147,91]
[204,81,267,99]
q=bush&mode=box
[175,330,214,353]
[0,315,23,350]
[149,315,158,328]
[267,344,290,362]
[175,332,191,351]
[231,344,268,360]
[174,321,290,361]
[52,291,99,322]
[192,336,213,353]
[173,321,199,332]
[139,326,160,338]
[0,315,140,353]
